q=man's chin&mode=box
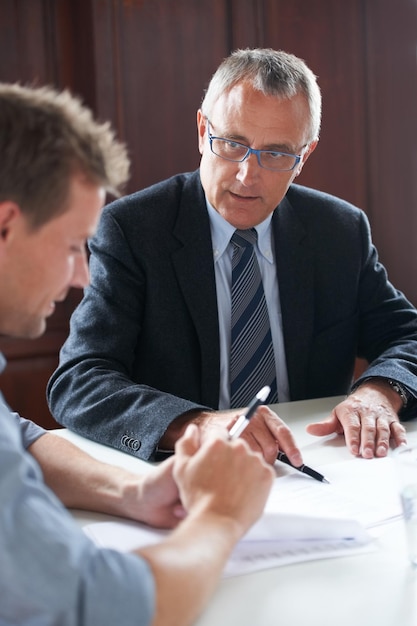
[26,320,47,339]
[3,320,47,341]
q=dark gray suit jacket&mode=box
[47,170,417,459]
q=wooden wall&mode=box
[0,0,416,427]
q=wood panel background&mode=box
[0,0,416,427]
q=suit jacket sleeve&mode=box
[47,172,218,460]
[278,185,417,420]
[352,210,417,420]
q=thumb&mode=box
[306,415,339,437]
[175,422,201,458]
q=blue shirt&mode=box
[206,202,290,409]
[0,354,155,626]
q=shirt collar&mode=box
[206,198,274,264]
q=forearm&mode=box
[138,510,242,626]
[28,433,141,516]
[48,359,209,460]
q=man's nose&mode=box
[236,151,261,182]
[71,251,90,289]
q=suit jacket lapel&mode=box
[168,174,316,405]
[171,173,220,406]
[273,196,315,400]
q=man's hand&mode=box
[132,457,186,529]
[173,423,275,536]
[29,433,186,529]
[160,405,303,467]
[138,424,275,626]
[306,380,408,458]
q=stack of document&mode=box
[83,456,401,577]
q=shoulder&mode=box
[103,170,202,222]
[284,184,369,231]
[276,185,372,254]
[91,170,206,250]
[286,184,363,215]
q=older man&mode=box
[48,47,417,464]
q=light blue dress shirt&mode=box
[206,202,290,409]
[0,354,154,626]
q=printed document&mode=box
[83,456,400,577]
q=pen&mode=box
[228,385,271,439]
[277,451,330,484]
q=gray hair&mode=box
[0,83,130,229]
[201,48,321,143]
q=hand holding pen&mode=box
[228,386,271,439]
[228,386,329,483]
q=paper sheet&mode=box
[83,455,401,576]
[84,517,373,577]
[268,455,402,529]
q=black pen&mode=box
[277,451,330,483]
[228,386,271,439]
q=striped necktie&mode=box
[230,228,278,408]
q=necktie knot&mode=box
[231,228,258,249]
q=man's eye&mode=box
[226,140,242,150]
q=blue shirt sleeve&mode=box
[14,412,47,448]
[0,400,155,626]
[0,380,47,448]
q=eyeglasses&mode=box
[206,119,303,172]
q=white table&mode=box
[56,396,417,626]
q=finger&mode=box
[152,503,186,529]
[261,408,303,466]
[325,405,362,456]
[306,415,344,437]
[173,503,187,519]
[228,407,278,464]
[270,428,303,466]
[356,412,379,458]
[156,455,176,480]
[373,416,392,457]
[239,428,271,461]
[389,420,408,449]
[360,408,400,459]
[175,423,200,458]
[342,414,363,457]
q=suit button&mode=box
[121,435,141,451]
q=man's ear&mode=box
[0,201,21,243]
[197,109,207,155]
[295,140,318,177]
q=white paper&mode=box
[225,538,373,577]
[269,455,402,529]
[84,514,373,578]
[83,455,402,577]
